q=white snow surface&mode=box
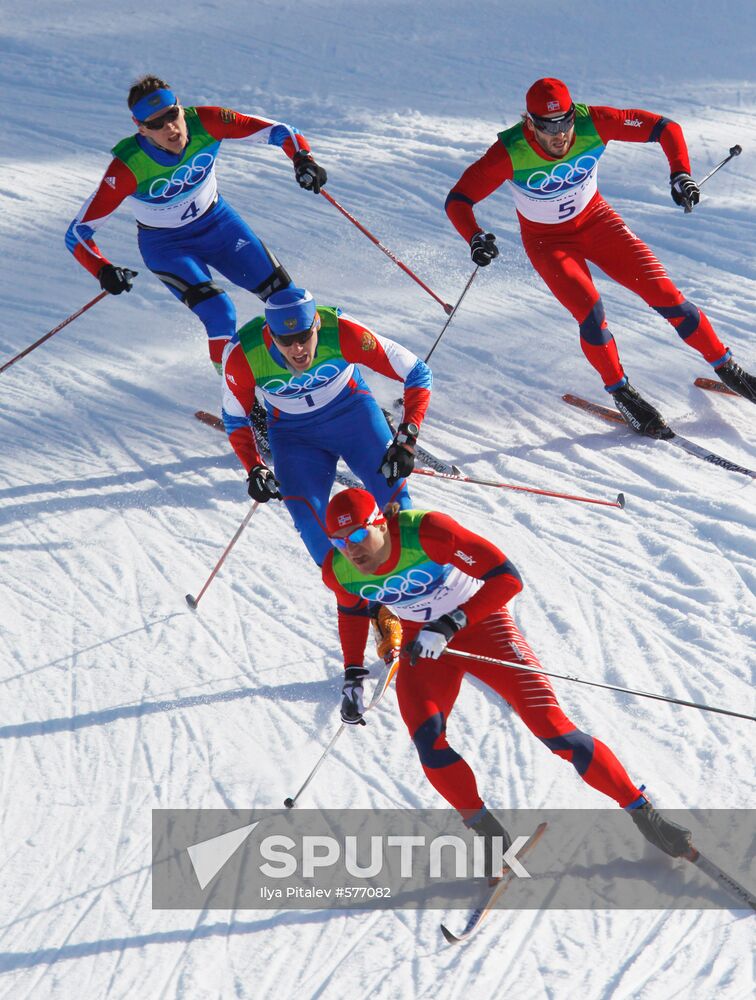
[0,1,754,997]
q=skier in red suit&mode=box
[322,487,692,870]
[446,77,756,433]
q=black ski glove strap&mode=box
[341,665,369,725]
[98,264,137,294]
[293,151,328,194]
[670,171,700,210]
[246,463,282,503]
[470,231,499,266]
[379,422,418,486]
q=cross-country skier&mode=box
[322,486,692,869]
[65,75,327,372]
[222,288,432,565]
[446,77,756,433]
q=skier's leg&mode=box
[138,230,236,372]
[268,426,338,566]
[338,393,412,511]
[522,232,625,387]
[585,201,729,366]
[450,611,642,807]
[396,623,484,819]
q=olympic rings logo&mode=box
[148,152,216,200]
[359,569,437,603]
[526,155,598,195]
[264,364,343,397]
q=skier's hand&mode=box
[341,666,369,725]
[371,605,403,665]
[293,151,327,194]
[470,231,499,267]
[246,463,282,503]
[98,264,137,294]
[379,422,418,486]
[670,172,700,211]
[407,610,467,665]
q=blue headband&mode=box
[131,88,177,122]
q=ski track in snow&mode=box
[0,2,754,997]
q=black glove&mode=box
[98,264,137,294]
[379,422,418,486]
[293,151,327,194]
[470,231,499,267]
[407,609,467,665]
[341,666,369,725]
[246,463,282,503]
[670,171,700,211]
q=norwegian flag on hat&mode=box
[325,488,385,537]
[526,78,573,117]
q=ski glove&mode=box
[341,666,369,725]
[408,609,468,665]
[98,264,137,294]
[379,422,418,486]
[470,231,499,267]
[670,172,700,210]
[246,463,282,503]
[371,604,403,665]
[293,151,328,194]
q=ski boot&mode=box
[626,790,692,858]
[610,382,672,439]
[466,807,513,879]
[714,358,756,402]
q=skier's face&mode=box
[331,521,391,573]
[527,112,575,158]
[272,315,320,371]
[135,103,188,154]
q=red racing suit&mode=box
[323,509,641,818]
[446,105,729,388]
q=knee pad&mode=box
[539,729,595,775]
[191,289,237,340]
[253,262,293,301]
[653,300,700,339]
[412,713,462,769]
[579,300,612,345]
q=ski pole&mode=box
[410,466,626,509]
[443,649,755,722]
[185,503,259,610]
[392,268,479,408]
[684,144,742,214]
[284,659,400,808]
[423,267,478,365]
[0,289,110,374]
[320,190,453,314]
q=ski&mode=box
[440,821,548,944]
[694,377,739,398]
[193,410,362,488]
[381,409,462,476]
[684,847,756,910]
[563,394,756,481]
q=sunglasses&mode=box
[329,509,381,550]
[271,316,319,348]
[140,106,181,130]
[530,104,576,135]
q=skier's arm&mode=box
[221,341,265,470]
[322,552,371,667]
[64,157,137,277]
[445,141,515,243]
[590,105,691,174]
[196,106,312,160]
[337,315,432,428]
[419,512,523,623]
